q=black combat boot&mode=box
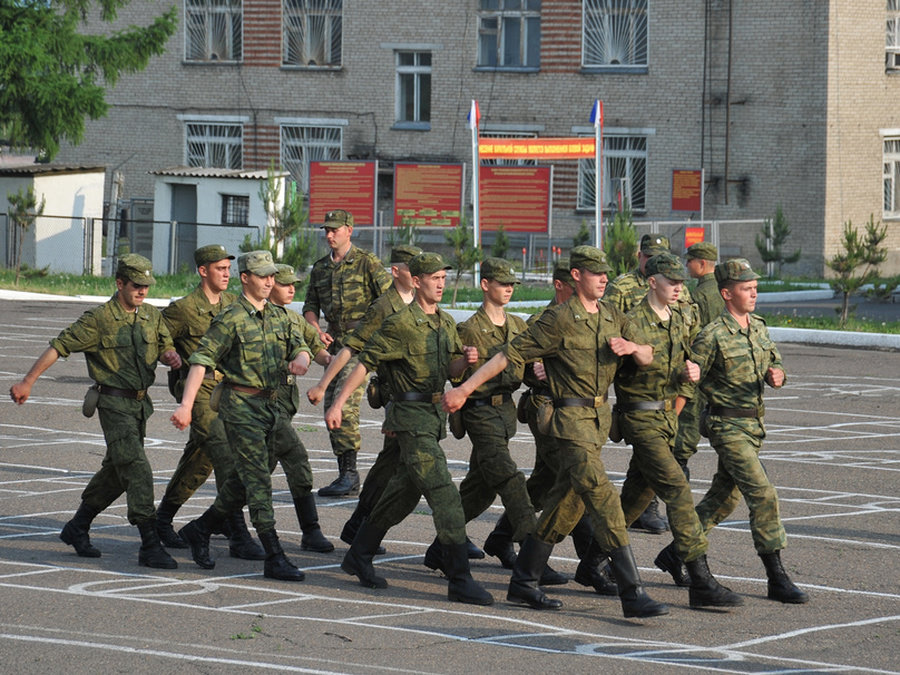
[179,507,226,569]
[760,550,809,604]
[341,520,388,588]
[684,554,743,608]
[426,536,484,571]
[466,537,485,559]
[539,564,568,586]
[630,496,669,534]
[137,521,178,569]
[506,537,562,610]
[483,512,517,568]
[293,494,335,553]
[258,529,305,581]
[573,538,618,596]
[341,508,386,554]
[318,451,360,497]
[226,510,266,560]
[608,544,670,618]
[444,542,494,606]
[59,502,101,558]
[654,541,692,587]
[155,496,188,549]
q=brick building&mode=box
[56,1,900,275]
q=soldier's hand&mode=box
[766,367,785,388]
[307,384,325,406]
[10,381,32,405]
[608,336,634,356]
[160,350,182,369]
[463,345,478,364]
[289,352,311,377]
[171,404,192,431]
[325,404,343,430]
[442,387,467,413]
[319,330,334,348]
[533,361,547,381]
[683,359,701,382]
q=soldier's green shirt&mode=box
[605,267,695,314]
[504,295,647,441]
[49,293,173,416]
[522,299,557,390]
[342,285,409,354]
[456,305,526,398]
[189,295,311,426]
[691,273,725,328]
[357,302,463,436]
[615,295,696,404]
[692,310,784,413]
[278,307,327,417]
[162,285,237,364]
[303,244,392,349]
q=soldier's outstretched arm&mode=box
[443,351,507,413]
[324,361,369,429]
[10,347,61,404]
[171,364,206,430]
[307,345,353,405]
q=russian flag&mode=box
[467,100,480,130]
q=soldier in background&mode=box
[303,210,392,497]
[10,254,181,569]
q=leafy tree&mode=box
[755,205,801,278]
[8,185,46,285]
[827,215,888,327]
[602,208,638,277]
[490,225,509,259]
[573,220,591,247]
[0,0,178,160]
[444,218,482,307]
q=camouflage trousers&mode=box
[458,401,536,541]
[618,410,709,562]
[695,417,786,555]
[354,433,402,519]
[523,393,563,510]
[82,406,155,525]
[268,414,314,500]
[212,421,278,534]
[162,382,236,505]
[323,354,365,457]
[368,421,467,545]
[673,389,705,467]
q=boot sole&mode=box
[59,528,101,558]
[340,560,388,588]
[768,592,810,604]
[139,557,178,570]
[506,591,563,610]
[301,543,336,553]
[623,606,670,618]
[265,571,306,582]
[449,591,494,606]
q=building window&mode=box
[185,0,243,62]
[186,123,243,169]
[884,138,900,216]
[577,135,647,213]
[480,130,537,166]
[477,0,541,69]
[222,194,250,225]
[583,0,648,69]
[396,52,431,128]
[283,0,342,67]
[888,1,900,70]
[281,125,343,193]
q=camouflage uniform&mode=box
[606,266,695,314]
[50,293,173,525]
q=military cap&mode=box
[714,258,761,284]
[390,244,422,264]
[321,209,354,229]
[481,257,521,284]
[646,252,686,281]
[194,244,235,267]
[116,253,156,286]
[409,252,452,277]
[238,250,278,276]
[570,245,612,274]
[552,258,574,286]
[274,263,302,285]
[685,241,718,261]
[640,233,670,256]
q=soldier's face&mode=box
[116,278,149,312]
[414,270,446,305]
[200,259,232,292]
[572,268,608,301]
[392,263,414,291]
[242,272,274,302]
[270,281,295,305]
[685,257,705,279]
[648,275,683,306]
[481,278,515,307]
[723,280,758,314]
[325,225,353,253]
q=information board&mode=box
[393,163,464,228]
[479,166,551,233]
[309,160,377,226]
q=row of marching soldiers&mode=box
[10,208,808,616]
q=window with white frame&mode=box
[186,123,243,169]
[396,52,431,127]
[222,194,250,225]
[577,135,647,213]
[887,1,900,70]
[281,125,343,193]
[583,0,648,69]
[185,0,243,62]
[477,0,541,69]
[283,0,342,67]
[883,138,900,216]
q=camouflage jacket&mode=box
[504,295,647,441]
[358,302,463,436]
[456,305,526,399]
[303,244,392,350]
[50,293,174,416]
[278,307,327,417]
[342,285,409,354]
[691,273,725,328]
[162,284,237,365]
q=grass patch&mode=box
[759,313,900,334]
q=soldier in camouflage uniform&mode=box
[307,244,420,551]
[444,246,668,618]
[172,251,314,582]
[10,254,181,569]
[268,264,335,553]
[155,244,264,561]
[328,253,493,606]
[615,253,742,608]
[669,258,808,604]
[303,209,392,496]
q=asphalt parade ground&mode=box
[1,297,899,675]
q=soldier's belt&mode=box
[529,386,552,397]
[281,374,295,386]
[463,393,512,410]
[709,405,761,418]
[614,399,676,413]
[394,391,443,404]
[97,385,146,401]
[202,371,218,380]
[553,394,608,408]
[225,383,278,400]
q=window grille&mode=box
[577,135,647,213]
[887,1,900,70]
[186,123,243,169]
[283,0,342,67]
[185,0,243,62]
[281,125,343,193]
[883,138,900,216]
[222,194,250,225]
[583,0,648,68]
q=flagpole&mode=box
[592,100,604,250]
[469,99,481,285]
